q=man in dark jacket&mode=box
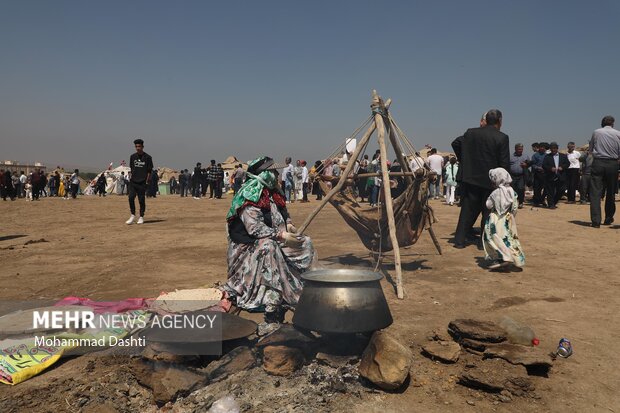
[178,171,187,197]
[192,163,202,199]
[451,109,510,248]
[542,142,570,209]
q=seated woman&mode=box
[223,157,316,323]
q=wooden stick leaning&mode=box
[389,117,442,255]
[376,111,405,299]
[297,100,391,235]
[387,120,413,186]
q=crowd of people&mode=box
[0,168,81,201]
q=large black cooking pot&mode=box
[292,269,393,334]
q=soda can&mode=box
[557,338,573,358]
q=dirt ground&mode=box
[0,194,619,412]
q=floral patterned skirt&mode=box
[483,212,525,267]
[223,236,315,312]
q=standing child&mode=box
[483,168,525,269]
[444,157,459,206]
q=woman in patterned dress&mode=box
[483,168,526,270]
[223,157,316,323]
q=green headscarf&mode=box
[226,158,279,220]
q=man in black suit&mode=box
[451,109,510,248]
[542,142,570,209]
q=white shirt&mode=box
[301,166,309,183]
[19,174,27,184]
[427,154,444,174]
[282,164,294,182]
[409,156,424,172]
[567,150,581,169]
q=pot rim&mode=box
[301,269,383,283]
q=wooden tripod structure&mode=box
[297,90,441,299]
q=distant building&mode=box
[0,160,47,174]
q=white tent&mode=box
[84,165,131,195]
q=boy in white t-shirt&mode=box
[566,141,581,203]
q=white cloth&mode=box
[567,150,581,169]
[487,168,515,215]
[409,156,424,172]
[301,166,309,184]
[19,174,27,184]
[427,154,444,174]
[70,173,80,185]
[282,164,294,183]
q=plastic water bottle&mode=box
[499,316,538,346]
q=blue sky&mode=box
[1,0,618,170]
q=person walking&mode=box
[1,169,15,201]
[117,171,127,195]
[69,169,80,199]
[30,168,41,201]
[211,161,224,199]
[12,172,20,199]
[566,142,581,203]
[445,157,459,206]
[542,142,569,209]
[483,168,525,269]
[301,160,309,202]
[451,109,510,248]
[529,143,548,206]
[147,169,159,198]
[96,173,107,196]
[126,138,153,225]
[192,162,202,199]
[233,164,246,194]
[589,115,620,227]
[426,148,444,199]
[579,152,594,204]
[509,143,529,208]
[282,157,294,202]
[178,170,187,197]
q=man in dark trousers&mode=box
[451,109,510,248]
[589,115,620,227]
[542,142,570,209]
[192,162,202,199]
[178,170,187,197]
[126,138,153,225]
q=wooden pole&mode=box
[354,171,417,178]
[296,123,375,235]
[387,120,413,186]
[297,99,391,235]
[375,110,405,299]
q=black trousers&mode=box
[590,158,618,224]
[579,174,591,202]
[70,183,79,199]
[214,180,222,198]
[454,183,491,245]
[544,175,564,207]
[128,181,147,217]
[193,182,202,197]
[32,183,40,200]
[179,183,186,197]
[532,170,545,205]
[566,168,580,202]
[302,182,309,201]
[510,174,525,205]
